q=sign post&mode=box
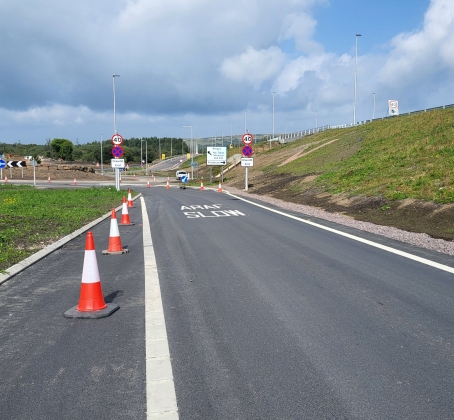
[111,134,124,190]
[241,133,254,191]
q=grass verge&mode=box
[0,185,127,272]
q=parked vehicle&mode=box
[176,170,188,180]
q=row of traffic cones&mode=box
[64,191,137,319]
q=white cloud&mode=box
[220,46,286,87]
[279,12,323,54]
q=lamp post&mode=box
[230,122,233,147]
[244,111,247,133]
[112,74,120,190]
[353,34,361,125]
[113,74,120,133]
[372,92,376,120]
[272,92,276,149]
[183,125,193,179]
[100,134,103,175]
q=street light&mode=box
[230,122,233,147]
[244,111,247,133]
[353,34,361,125]
[183,125,193,179]
[372,92,376,120]
[272,91,275,149]
[100,134,103,175]
[113,74,120,133]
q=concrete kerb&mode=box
[0,193,142,285]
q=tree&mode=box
[50,138,74,161]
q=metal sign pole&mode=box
[245,167,248,191]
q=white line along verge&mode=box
[226,192,454,275]
[141,197,179,419]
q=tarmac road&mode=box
[1,185,454,419]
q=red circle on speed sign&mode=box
[111,134,124,146]
[242,133,254,145]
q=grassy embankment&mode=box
[0,186,126,273]
[188,107,454,204]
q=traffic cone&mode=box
[64,231,119,319]
[48,175,51,183]
[119,196,134,225]
[127,189,134,207]
[74,178,77,186]
[217,181,222,192]
[4,176,7,183]
[166,177,170,189]
[102,209,129,255]
[133,173,136,179]
[200,178,205,191]
[146,179,150,188]
[153,175,156,182]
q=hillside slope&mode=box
[197,108,454,241]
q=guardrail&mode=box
[277,103,454,144]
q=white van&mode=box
[176,170,188,180]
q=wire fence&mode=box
[276,103,454,144]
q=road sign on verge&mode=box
[112,145,124,157]
[241,158,254,167]
[181,175,188,183]
[0,159,5,169]
[7,161,27,168]
[242,145,253,157]
[111,134,124,146]
[111,159,125,168]
[207,146,227,165]
[242,133,254,145]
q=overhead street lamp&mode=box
[113,74,120,133]
[373,92,376,120]
[100,134,103,175]
[183,125,193,179]
[272,91,276,149]
[244,111,247,133]
[353,34,361,125]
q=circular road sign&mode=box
[112,145,124,157]
[242,133,254,145]
[0,159,6,169]
[111,134,124,146]
[181,175,188,183]
[242,145,254,157]
[389,100,398,109]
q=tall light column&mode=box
[272,91,275,149]
[183,125,193,179]
[373,92,376,120]
[353,34,361,125]
[113,74,120,133]
[244,111,247,133]
[230,122,233,147]
[100,134,103,175]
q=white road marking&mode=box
[141,197,179,419]
[226,192,454,275]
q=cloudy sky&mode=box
[0,0,452,145]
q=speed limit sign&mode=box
[111,134,124,146]
[242,133,254,145]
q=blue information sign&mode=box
[181,175,188,183]
[0,159,6,169]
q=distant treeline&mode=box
[0,136,189,163]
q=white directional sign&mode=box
[111,158,125,168]
[207,147,227,165]
[241,158,254,167]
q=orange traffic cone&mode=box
[74,178,77,186]
[200,178,205,191]
[119,196,134,225]
[102,209,129,255]
[63,231,119,319]
[127,188,134,207]
[48,175,51,183]
[153,175,156,182]
[146,180,150,188]
[166,177,170,189]
[4,176,8,183]
[217,181,222,192]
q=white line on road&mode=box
[226,192,454,275]
[141,197,179,419]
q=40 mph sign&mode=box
[242,133,254,145]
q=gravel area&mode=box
[225,186,454,257]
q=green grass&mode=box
[262,107,454,203]
[0,186,127,272]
